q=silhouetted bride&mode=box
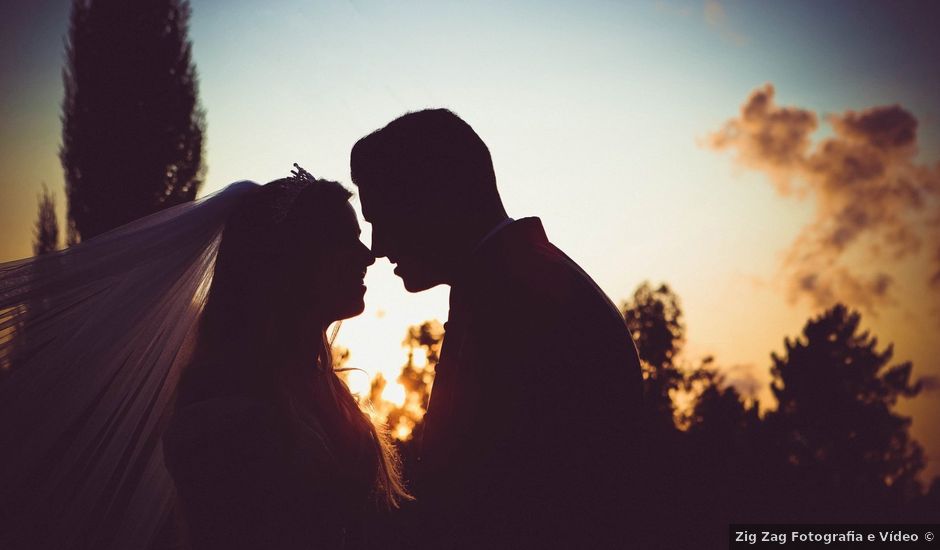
[0,167,408,550]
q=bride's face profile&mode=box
[299,202,375,325]
[211,179,372,339]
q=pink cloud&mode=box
[708,84,940,312]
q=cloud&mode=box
[704,0,748,46]
[707,84,940,313]
[707,84,816,194]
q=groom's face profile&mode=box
[359,186,447,293]
[352,109,499,293]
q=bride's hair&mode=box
[176,176,410,509]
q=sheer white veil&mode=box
[0,180,260,549]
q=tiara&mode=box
[290,162,318,185]
[268,163,318,224]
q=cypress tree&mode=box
[60,0,205,243]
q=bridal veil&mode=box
[0,181,258,549]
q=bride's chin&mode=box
[334,299,366,322]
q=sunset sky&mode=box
[1,0,938,478]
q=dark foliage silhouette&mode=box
[32,185,59,256]
[761,303,928,521]
[621,281,686,430]
[363,321,442,453]
[60,0,205,243]
[399,321,443,410]
[678,367,764,547]
[369,321,444,485]
[622,281,685,370]
[624,294,938,547]
[620,281,712,547]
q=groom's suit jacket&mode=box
[414,217,644,549]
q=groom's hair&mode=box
[350,108,499,209]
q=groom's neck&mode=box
[443,206,510,283]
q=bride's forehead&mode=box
[322,202,360,234]
[341,202,361,230]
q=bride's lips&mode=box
[357,270,367,292]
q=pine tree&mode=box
[764,304,926,519]
[60,0,205,243]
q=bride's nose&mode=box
[357,241,376,268]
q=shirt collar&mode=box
[471,216,514,255]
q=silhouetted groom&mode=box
[351,109,644,549]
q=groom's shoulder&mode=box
[507,243,581,295]
[480,236,607,316]
[467,217,625,329]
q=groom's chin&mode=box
[400,275,442,294]
[393,262,445,293]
